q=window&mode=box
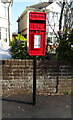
[4,6,6,17]
[47,37,52,44]
[0,5,7,18]
[47,37,58,45]
[49,12,54,25]
[0,28,1,40]
[3,28,7,42]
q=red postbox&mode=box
[27,11,46,56]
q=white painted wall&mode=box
[46,0,64,44]
[0,1,12,45]
[46,1,61,12]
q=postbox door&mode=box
[29,31,46,56]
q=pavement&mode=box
[1,94,72,119]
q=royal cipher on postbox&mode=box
[27,11,46,56]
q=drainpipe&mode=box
[8,3,11,45]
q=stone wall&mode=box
[0,59,73,95]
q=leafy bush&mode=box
[10,34,33,59]
[56,29,73,62]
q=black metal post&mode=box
[33,56,36,105]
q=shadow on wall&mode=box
[36,59,73,93]
[36,60,59,93]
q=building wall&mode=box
[17,8,35,37]
[0,1,12,44]
[18,11,27,36]
[46,1,64,45]
[0,59,72,96]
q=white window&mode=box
[47,37,57,45]
[47,37,52,44]
[54,12,58,24]
[49,12,54,25]
[0,5,7,18]
[2,6,7,18]
[3,28,7,41]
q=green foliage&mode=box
[16,34,27,41]
[64,91,72,95]
[10,34,33,59]
[56,29,73,62]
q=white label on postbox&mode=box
[34,35,41,48]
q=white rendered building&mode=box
[0,0,13,45]
[46,0,64,45]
